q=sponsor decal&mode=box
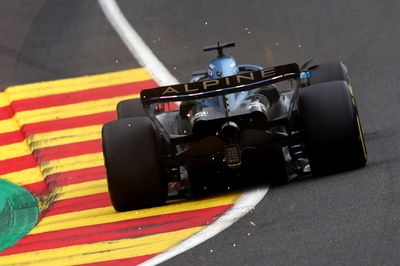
[160,68,276,96]
[141,63,300,103]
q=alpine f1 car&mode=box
[102,42,367,212]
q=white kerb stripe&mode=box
[98,0,178,86]
[139,187,269,266]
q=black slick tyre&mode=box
[307,61,349,85]
[102,117,166,211]
[117,98,146,119]
[298,81,367,175]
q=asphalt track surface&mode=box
[1,0,400,265]
[0,0,138,88]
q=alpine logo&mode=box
[161,68,276,96]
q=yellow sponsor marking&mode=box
[348,82,354,97]
[0,167,44,186]
[40,153,104,176]
[5,68,151,101]
[0,142,32,160]
[30,191,240,234]
[15,95,136,126]
[27,125,102,149]
[356,115,367,159]
[0,227,203,266]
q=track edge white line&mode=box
[98,0,178,86]
[139,187,269,266]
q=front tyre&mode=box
[102,117,167,211]
[298,81,367,175]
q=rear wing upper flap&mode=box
[141,63,300,104]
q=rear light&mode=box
[224,144,241,168]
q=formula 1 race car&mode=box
[102,42,367,212]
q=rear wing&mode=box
[140,63,300,105]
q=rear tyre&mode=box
[102,117,166,211]
[298,81,367,175]
[307,61,349,85]
[117,98,146,119]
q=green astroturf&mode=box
[0,179,39,253]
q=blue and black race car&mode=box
[102,42,367,212]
